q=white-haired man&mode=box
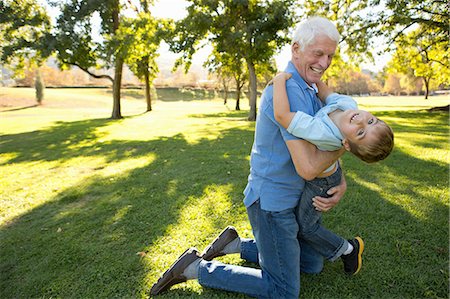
[151,16,349,298]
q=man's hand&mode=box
[312,174,347,212]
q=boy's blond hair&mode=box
[348,120,394,163]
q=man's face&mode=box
[292,35,337,85]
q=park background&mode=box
[1,0,449,298]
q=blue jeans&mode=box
[296,167,347,261]
[198,200,323,298]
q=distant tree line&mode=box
[1,0,448,119]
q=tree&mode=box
[0,0,52,103]
[120,0,171,112]
[35,68,44,104]
[298,0,448,74]
[383,73,402,95]
[119,12,168,112]
[170,0,296,121]
[52,0,127,119]
[376,0,448,51]
[387,26,449,99]
[205,49,247,110]
[213,66,234,105]
[255,58,277,90]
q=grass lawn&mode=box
[0,87,449,298]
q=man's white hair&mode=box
[292,16,340,50]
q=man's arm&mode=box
[285,138,345,181]
[313,172,347,212]
[286,139,347,211]
[273,72,295,129]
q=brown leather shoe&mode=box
[201,226,239,261]
[150,247,200,296]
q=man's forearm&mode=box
[286,139,344,180]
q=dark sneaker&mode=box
[201,226,239,261]
[150,247,200,296]
[341,237,364,275]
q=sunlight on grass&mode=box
[396,134,449,163]
[357,95,449,111]
[143,183,250,293]
[96,100,247,145]
[108,204,133,226]
[0,153,17,164]
[0,155,155,225]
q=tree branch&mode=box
[62,60,114,82]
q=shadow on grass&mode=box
[0,113,253,298]
[0,109,448,298]
[0,104,39,112]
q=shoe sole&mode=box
[150,247,198,295]
[354,237,364,275]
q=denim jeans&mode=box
[296,167,347,262]
[198,200,323,298]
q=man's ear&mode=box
[291,42,300,57]
[342,139,351,151]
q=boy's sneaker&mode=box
[341,237,364,275]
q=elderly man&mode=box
[151,16,347,298]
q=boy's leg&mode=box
[296,169,347,262]
[198,200,301,298]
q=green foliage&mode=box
[170,0,297,120]
[52,0,120,73]
[387,25,449,97]
[119,13,170,82]
[379,0,448,45]
[298,0,448,68]
[0,0,52,69]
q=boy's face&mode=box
[339,110,381,149]
[291,35,337,85]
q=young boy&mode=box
[272,72,394,274]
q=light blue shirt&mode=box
[243,62,323,212]
[287,93,358,151]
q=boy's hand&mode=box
[267,72,292,86]
[316,81,333,102]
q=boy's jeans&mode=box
[198,200,323,298]
[296,167,347,262]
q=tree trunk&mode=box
[235,79,241,111]
[423,77,430,99]
[110,0,123,119]
[144,63,152,111]
[236,87,241,111]
[222,79,228,105]
[247,61,257,121]
[111,57,123,119]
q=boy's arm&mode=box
[316,81,334,103]
[273,72,296,129]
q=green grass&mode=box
[0,87,449,298]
